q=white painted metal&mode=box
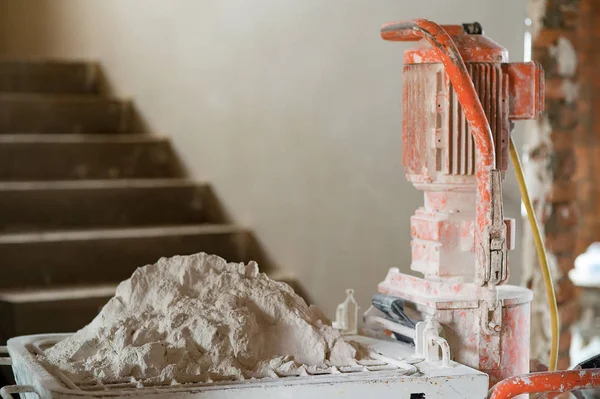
[2,334,488,399]
[414,320,451,368]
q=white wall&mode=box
[0,0,528,315]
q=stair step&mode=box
[0,284,116,303]
[0,60,97,94]
[0,284,115,339]
[0,179,211,233]
[0,94,130,133]
[0,225,247,289]
[0,134,182,180]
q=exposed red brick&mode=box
[550,181,577,202]
[551,129,575,151]
[529,0,584,373]
[552,149,577,181]
[555,252,576,275]
[546,99,578,130]
[533,47,560,78]
[555,276,577,304]
[558,203,579,227]
[545,231,576,253]
[545,77,567,100]
[557,356,571,371]
[544,0,579,30]
[559,330,572,351]
[573,146,589,181]
[559,301,581,330]
[562,9,579,30]
[576,232,596,256]
[576,181,591,212]
[535,29,577,48]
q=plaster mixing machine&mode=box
[1,19,600,399]
[374,19,541,385]
[357,18,600,398]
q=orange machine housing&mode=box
[379,20,544,386]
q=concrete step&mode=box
[0,225,247,289]
[0,134,183,180]
[0,60,97,94]
[0,284,114,340]
[0,179,211,233]
[0,94,130,133]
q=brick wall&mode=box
[526,0,580,371]
[575,0,600,255]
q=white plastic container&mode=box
[1,334,487,399]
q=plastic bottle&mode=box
[332,289,359,335]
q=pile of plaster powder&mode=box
[43,253,367,384]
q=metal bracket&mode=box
[486,170,508,286]
[481,300,503,335]
[415,320,451,367]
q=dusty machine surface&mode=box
[2,19,600,399]
[377,19,543,385]
[0,334,488,399]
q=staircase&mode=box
[0,60,251,340]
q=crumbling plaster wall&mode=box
[525,0,580,369]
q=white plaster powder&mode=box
[43,253,365,384]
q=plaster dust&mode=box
[43,253,367,384]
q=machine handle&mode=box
[0,385,38,399]
[0,346,10,366]
[488,369,600,399]
[381,23,465,41]
[380,19,502,286]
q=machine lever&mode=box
[372,293,416,328]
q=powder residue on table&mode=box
[43,253,366,384]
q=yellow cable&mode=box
[509,136,559,371]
